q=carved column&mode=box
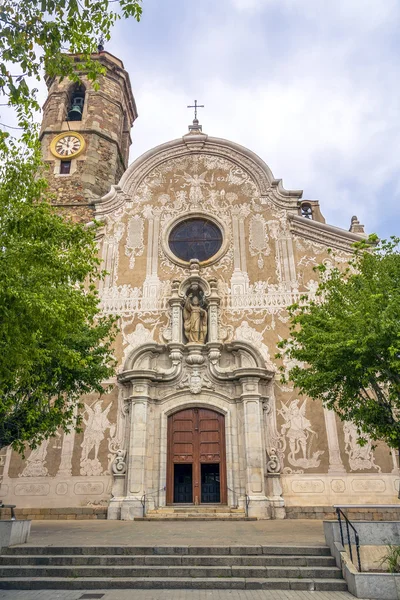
[323,408,346,473]
[241,378,269,519]
[121,383,150,520]
[207,278,220,344]
[230,209,249,296]
[57,404,79,477]
[142,207,161,309]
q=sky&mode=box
[5,0,400,237]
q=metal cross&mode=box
[187,100,204,120]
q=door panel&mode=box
[174,464,193,503]
[167,407,227,504]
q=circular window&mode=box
[169,218,223,263]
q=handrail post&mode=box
[336,507,344,547]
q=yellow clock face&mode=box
[50,132,85,159]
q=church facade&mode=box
[0,51,397,520]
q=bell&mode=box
[67,103,83,121]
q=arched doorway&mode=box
[166,407,227,505]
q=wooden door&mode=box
[166,408,227,504]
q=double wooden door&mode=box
[166,408,227,505]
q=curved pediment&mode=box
[94,131,303,217]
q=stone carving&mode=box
[343,421,381,472]
[279,399,324,470]
[331,479,346,493]
[266,448,281,474]
[121,322,155,363]
[56,482,68,495]
[183,289,208,344]
[19,439,50,478]
[125,215,144,268]
[291,479,325,493]
[80,401,115,477]
[351,479,385,493]
[178,369,213,395]
[14,483,50,496]
[249,214,270,268]
[74,482,104,495]
[234,321,275,370]
[111,449,127,475]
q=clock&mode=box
[50,132,85,159]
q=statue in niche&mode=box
[183,285,208,344]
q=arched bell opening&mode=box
[166,407,227,506]
[66,82,86,122]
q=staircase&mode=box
[138,505,255,520]
[0,544,347,591]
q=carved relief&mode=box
[291,479,325,493]
[343,421,381,472]
[15,483,50,496]
[234,321,274,370]
[121,321,155,363]
[178,369,213,395]
[125,215,144,268]
[249,214,270,268]
[19,440,50,478]
[80,401,115,476]
[279,399,324,471]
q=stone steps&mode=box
[136,515,256,520]
[0,554,336,566]
[0,544,346,590]
[0,577,348,591]
[140,506,253,520]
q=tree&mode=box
[277,236,400,453]
[0,0,142,131]
[0,133,118,453]
[0,3,143,452]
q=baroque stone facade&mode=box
[0,51,398,519]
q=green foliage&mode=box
[0,132,117,453]
[277,236,400,450]
[379,545,400,573]
[0,0,142,129]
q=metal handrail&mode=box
[226,486,239,509]
[335,507,362,572]
[245,494,250,518]
[0,503,16,520]
[141,487,166,518]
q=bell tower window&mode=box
[67,83,85,122]
[301,203,313,219]
[60,160,71,175]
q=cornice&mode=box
[289,214,366,252]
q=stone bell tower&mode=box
[39,50,138,222]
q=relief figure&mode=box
[343,421,381,472]
[279,399,323,470]
[80,401,115,476]
[19,439,50,478]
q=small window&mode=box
[301,203,313,219]
[60,160,71,175]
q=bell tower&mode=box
[40,50,137,222]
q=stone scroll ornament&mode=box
[183,285,208,344]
